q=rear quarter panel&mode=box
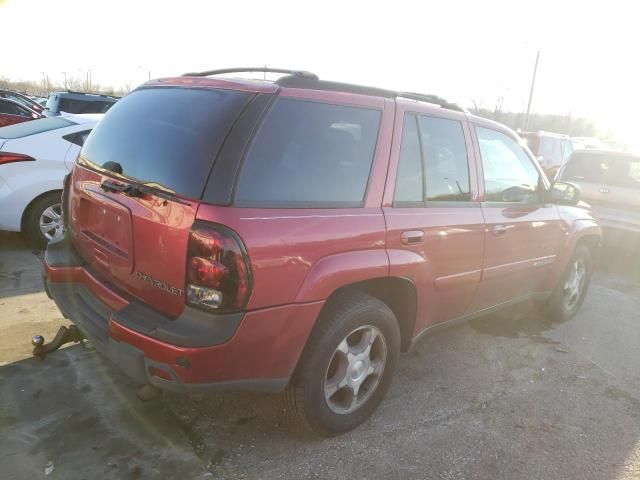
[0,134,72,230]
[196,206,389,309]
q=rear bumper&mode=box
[44,237,323,393]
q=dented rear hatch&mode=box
[68,85,254,317]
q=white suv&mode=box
[0,114,102,247]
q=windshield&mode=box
[78,87,251,198]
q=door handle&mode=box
[401,230,424,245]
[492,224,508,236]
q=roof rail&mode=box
[276,75,466,112]
[180,68,465,112]
[64,90,119,98]
[182,67,319,80]
[397,92,465,112]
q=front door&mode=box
[471,125,564,311]
[383,105,485,335]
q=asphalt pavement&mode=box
[1,231,639,479]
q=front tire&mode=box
[287,292,400,436]
[23,192,64,249]
[546,245,593,322]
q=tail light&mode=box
[0,152,35,166]
[186,222,252,313]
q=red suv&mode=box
[44,68,601,436]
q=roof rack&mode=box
[181,67,319,80]
[64,90,120,98]
[276,75,466,112]
[397,92,465,112]
[181,68,465,112]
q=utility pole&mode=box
[62,72,68,90]
[524,49,541,130]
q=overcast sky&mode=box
[2,0,637,142]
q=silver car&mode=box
[558,149,640,248]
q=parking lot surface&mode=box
[1,231,639,479]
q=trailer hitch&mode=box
[32,325,86,359]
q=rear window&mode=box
[235,98,381,207]
[79,87,251,199]
[563,153,613,183]
[57,98,115,114]
[0,117,75,139]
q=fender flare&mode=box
[551,219,602,283]
[294,249,389,303]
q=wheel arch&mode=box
[20,189,63,232]
[307,276,418,353]
[575,233,602,265]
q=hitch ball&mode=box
[32,335,44,347]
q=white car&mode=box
[0,114,102,247]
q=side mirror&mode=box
[548,181,581,205]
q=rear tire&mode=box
[23,191,64,250]
[546,245,593,322]
[286,292,400,437]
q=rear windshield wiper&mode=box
[100,179,191,205]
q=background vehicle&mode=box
[44,69,600,436]
[520,130,574,178]
[45,91,118,116]
[571,136,609,150]
[0,98,43,127]
[558,149,640,249]
[0,114,102,247]
[0,89,45,114]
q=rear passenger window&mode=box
[563,153,613,183]
[235,99,381,207]
[394,114,423,204]
[419,116,470,201]
[63,130,91,147]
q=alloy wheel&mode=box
[39,203,64,242]
[563,258,586,310]
[323,325,387,415]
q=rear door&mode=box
[383,102,485,334]
[470,123,564,311]
[68,86,255,317]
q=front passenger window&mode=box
[476,126,540,203]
